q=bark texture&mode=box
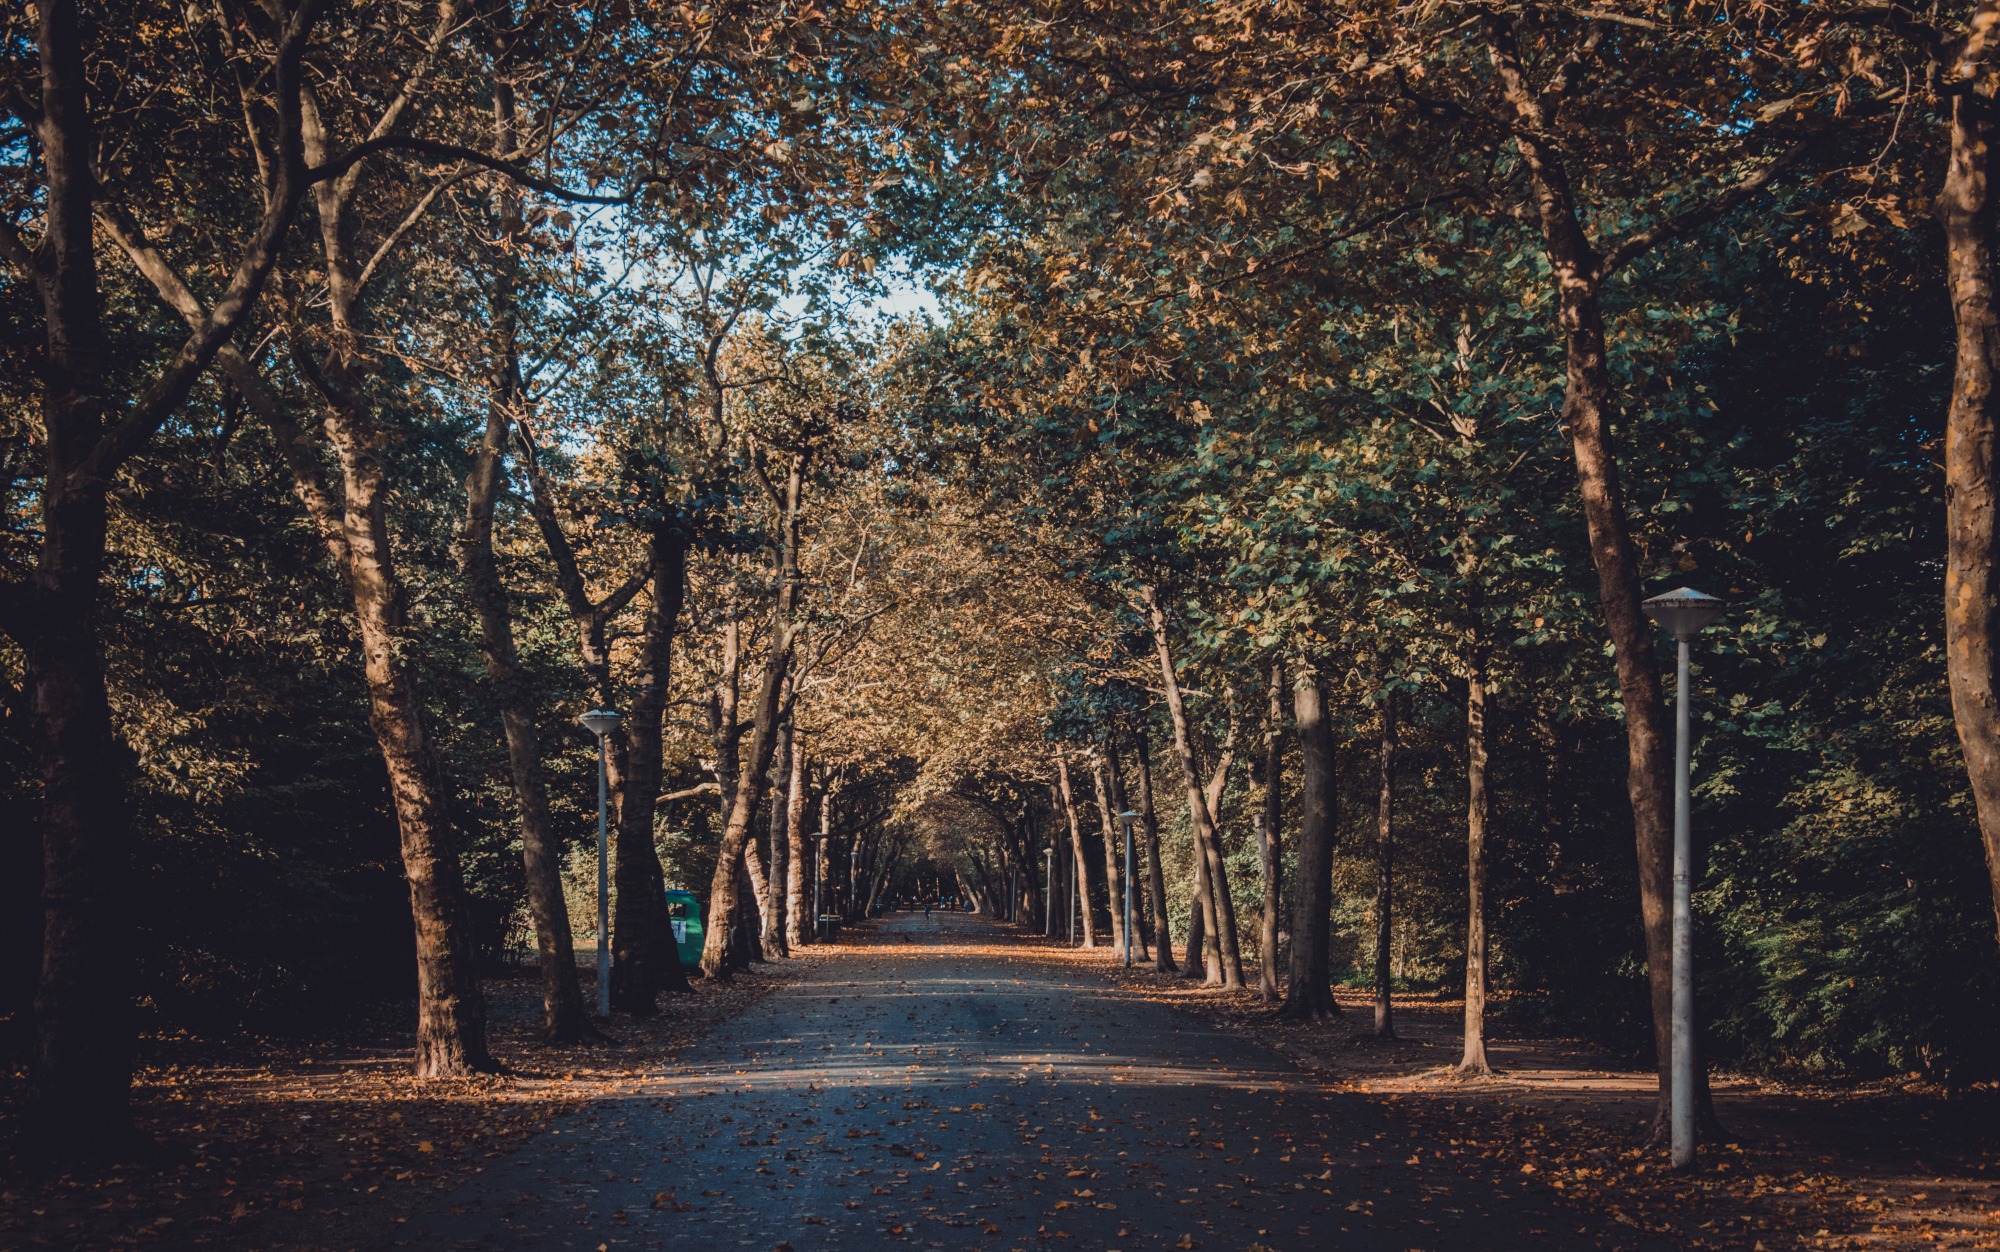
[609,529,693,1012]
[1281,670,1342,1020]
[785,740,809,949]
[1941,3,2000,944]
[292,70,495,1076]
[1256,659,1286,1003]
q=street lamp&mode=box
[1641,585,1725,1173]
[849,841,860,919]
[1117,811,1141,968]
[578,708,621,1018]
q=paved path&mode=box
[382,914,1663,1250]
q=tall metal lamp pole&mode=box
[578,708,621,1018]
[1640,586,1725,1172]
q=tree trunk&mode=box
[739,843,769,965]
[1482,18,1686,1121]
[1140,584,1245,989]
[453,60,595,1043]
[785,742,809,949]
[325,393,494,1075]
[610,529,693,1011]
[763,716,792,958]
[1373,692,1397,1040]
[1256,659,1285,1003]
[1458,659,1493,1074]
[1280,669,1341,1020]
[700,454,807,979]
[1089,752,1128,955]
[1184,857,1215,982]
[1940,13,2000,946]
[18,0,326,1151]
[1054,753,1097,946]
[1135,735,1176,972]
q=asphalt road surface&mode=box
[381,913,1666,1251]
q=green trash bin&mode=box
[665,889,704,967]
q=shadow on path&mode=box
[370,913,1670,1250]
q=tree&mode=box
[0,0,330,1150]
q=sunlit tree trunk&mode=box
[1940,7,2000,945]
[294,84,494,1076]
[785,741,809,949]
[700,452,806,979]
[1458,660,1492,1075]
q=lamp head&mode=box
[579,708,622,737]
[1641,586,1726,640]
[1116,810,1141,830]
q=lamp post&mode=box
[578,708,621,1018]
[1117,811,1140,967]
[1641,585,1725,1172]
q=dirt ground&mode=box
[1052,932,2000,1251]
[0,949,829,1250]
